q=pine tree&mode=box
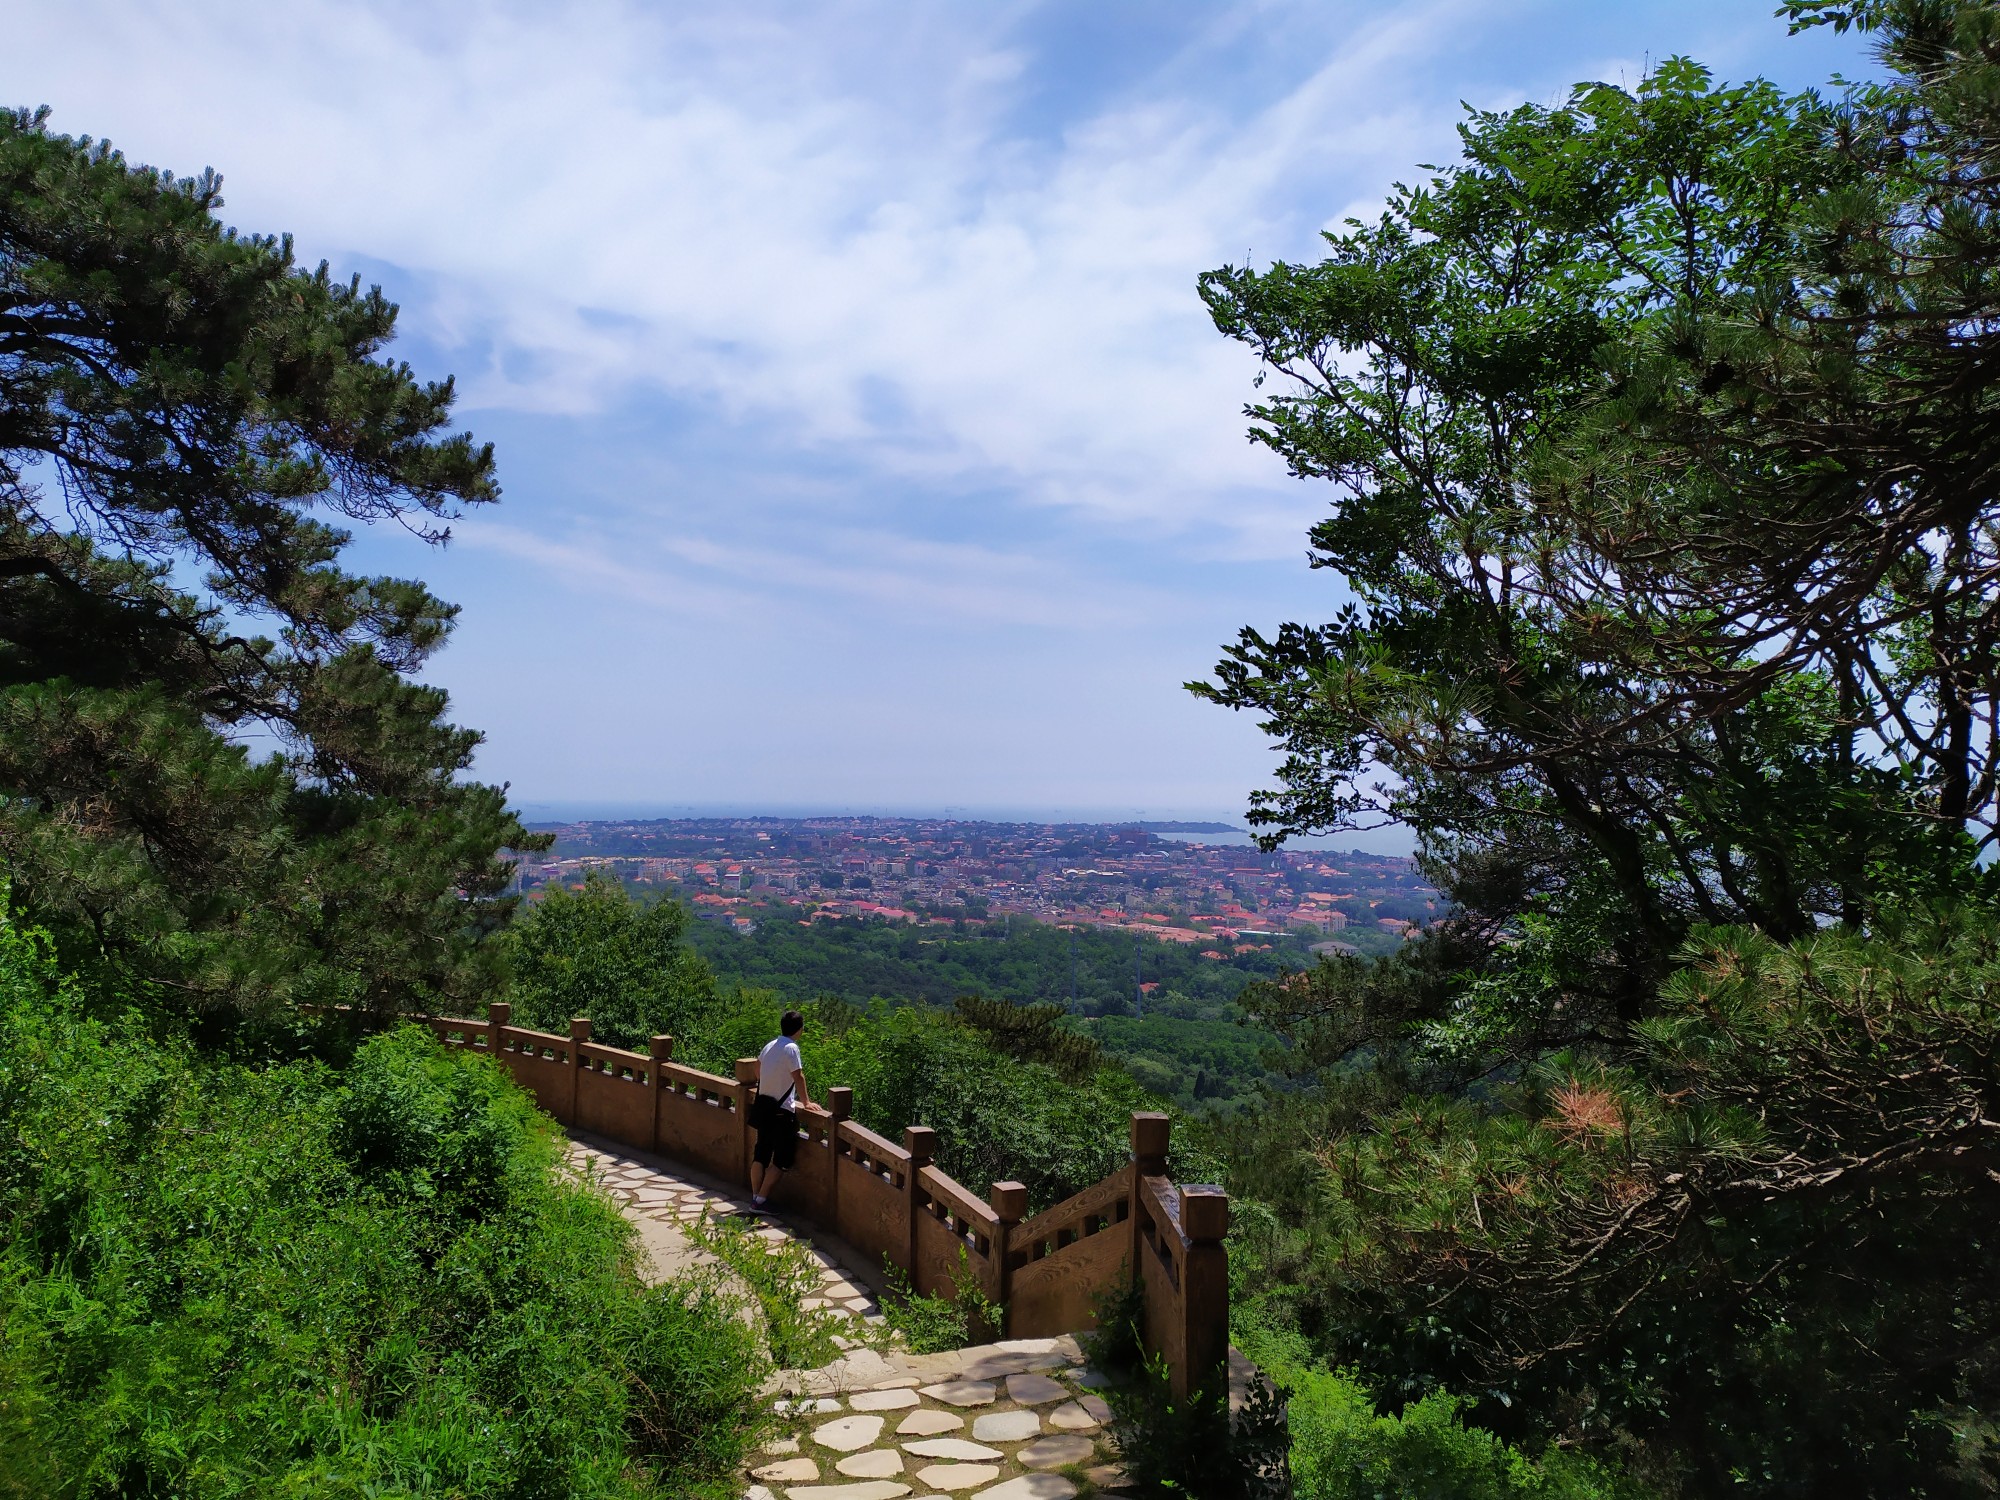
[0,107,541,1018]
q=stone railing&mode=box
[421,1002,1231,1397]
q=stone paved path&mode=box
[564,1132,885,1324]
[756,1337,1127,1500]
[562,1133,1130,1500]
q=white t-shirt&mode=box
[757,1035,803,1105]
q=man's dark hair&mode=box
[781,1010,806,1037]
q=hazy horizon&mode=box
[513,801,1417,855]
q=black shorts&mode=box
[751,1092,799,1170]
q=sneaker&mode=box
[750,1195,766,1207]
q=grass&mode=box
[874,1247,1004,1353]
[684,1211,849,1372]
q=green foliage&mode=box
[1098,1349,1291,1500]
[1196,7,2000,1493]
[805,998,1159,1210]
[876,1247,1003,1353]
[0,917,764,1497]
[1081,1274,1147,1376]
[1080,1278,1289,1499]
[1283,1376,1634,1500]
[1236,1312,1639,1499]
[1196,35,1994,1030]
[1222,912,2000,1496]
[620,1276,771,1495]
[875,1266,971,1355]
[505,875,720,1049]
[683,909,1312,1019]
[954,993,1104,1081]
[0,107,539,1019]
[683,914,1300,1111]
[1082,1011,1279,1112]
[684,1211,846,1373]
[666,985,1162,1211]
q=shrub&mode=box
[622,1275,770,1494]
[1235,1323,1641,1500]
[1085,1280,1289,1500]
[504,874,720,1049]
[0,915,763,1497]
[686,1211,847,1372]
[876,1247,1003,1353]
[1284,1372,1636,1500]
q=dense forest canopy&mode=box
[669,910,1304,1110]
[1199,3,2000,1494]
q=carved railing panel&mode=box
[834,1120,913,1274]
[914,1164,1004,1306]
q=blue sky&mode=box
[7,3,1870,842]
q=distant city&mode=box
[517,815,1438,956]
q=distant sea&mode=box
[509,800,1415,856]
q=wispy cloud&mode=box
[8,0,1490,544]
[460,515,1149,631]
[4,0,1848,813]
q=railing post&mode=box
[990,1179,1027,1328]
[1130,1111,1169,1279]
[905,1125,937,1287]
[569,1018,592,1125]
[1179,1185,1230,1399]
[1132,1111,1170,1176]
[648,1035,673,1153]
[827,1087,853,1232]
[486,1001,509,1059]
[734,1058,761,1187]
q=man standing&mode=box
[750,1009,818,1208]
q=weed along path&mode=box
[563,1131,1132,1500]
[565,1130,888,1319]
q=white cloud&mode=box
[6,0,1486,548]
[8,0,1837,814]
[458,511,1150,632]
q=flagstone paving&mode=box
[756,1339,1128,1500]
[562,1132,1130,1500]
[563,1132,885,1323]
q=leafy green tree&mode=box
[504,875,719,1050]
[1199,4,2000,1492]
[1196,12,1991,1065]
[810,999,1159,1209]
[1237,915,2000,1496]
[953,992,1103,1082]
[0,107,536,1018]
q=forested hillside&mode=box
[680,913,1300,1109]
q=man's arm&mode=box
[793,1066,818,1112]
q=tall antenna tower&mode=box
[1134,934,1143,1018]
